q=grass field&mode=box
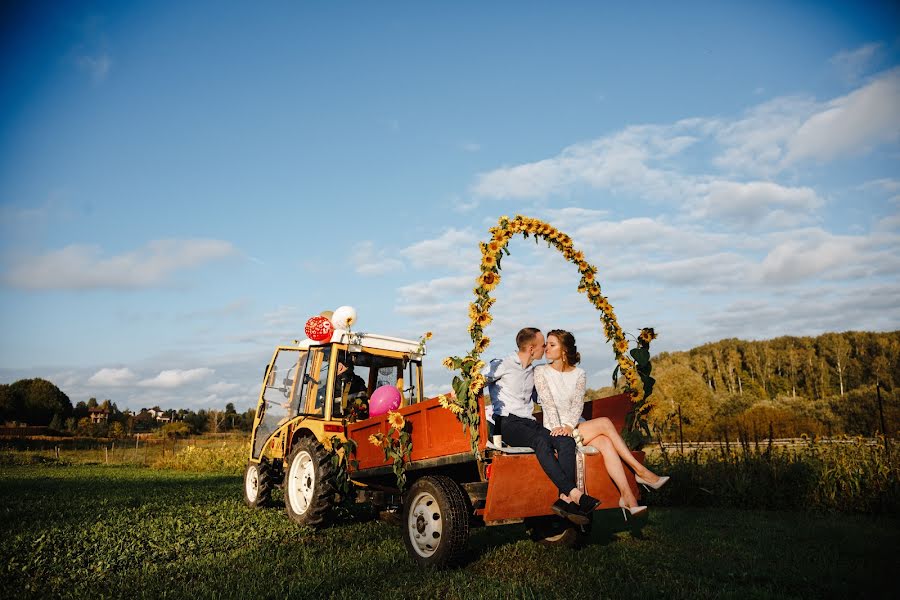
[1,463,897,599]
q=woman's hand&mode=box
[550,425,574,437]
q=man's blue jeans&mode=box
[497,414,577,495]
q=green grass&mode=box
[1,464,898,599]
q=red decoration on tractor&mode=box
[305,316,334,342]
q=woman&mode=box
[534,329,669,519]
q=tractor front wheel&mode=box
[243,460,271,508]
[402,475,469,568]
[283,436,336,527]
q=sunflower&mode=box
[368,433,384,447]
[573,250,585,263]
[638,327,657,346]
[442,356,457,370]
[388,411,405,430]
[474,336,490,353]
[583,271,595,283]
[476,311,492,326]
[487,240,502,253]
[482,254,497,269]
[614,338,629,354]
[424,331,433,340]
[322,436,334,452]
[577,283,587,293]
[479,271,500,291]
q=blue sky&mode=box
[1,1,898,411]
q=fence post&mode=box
[55,446,59,460]
[104,445,109,464]
[677,404,684,454]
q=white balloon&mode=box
[331,305,357,330]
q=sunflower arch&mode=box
[440,215,656,457]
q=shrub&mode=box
[645,436,900,514]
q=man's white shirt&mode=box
[485,353,541,421]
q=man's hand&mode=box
[550,425,574,437]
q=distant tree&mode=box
[73,401,89,420]
[225,402,236,414]
[207,410,226,434]
[109,422,125,439]
[49,413,63,431]
[87,397,98,409]
[3,379,73,425]
[160,421,191,439]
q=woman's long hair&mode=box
[547,329,581,366]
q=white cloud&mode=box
[139,368,215,389]
[350,241,404,276]
[400,228,479,270]
[784,68,900,164]
[3,239,237,290]
[713,96,818,175]
[87,368,137,387]
[207,381,241,394]
[76,53,111,82]
[691,181,823,227]
[757,228,900,284]
[472,124,701,201]
[830,42,882,82]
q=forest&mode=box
[600,330,900,441]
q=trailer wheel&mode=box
[402,475,469,568]
[525,515,592,548]
[243,460,271,508]
[283,436,336,527]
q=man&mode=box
[487,327,600,524]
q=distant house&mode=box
[89,407,109,424]
[147,408,172,423]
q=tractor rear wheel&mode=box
[283,436,336,527]
[243,460,271,508]
[402,475,469,568]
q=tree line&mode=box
[0,378,255,437]
[587,330,899,441]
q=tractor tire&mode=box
[283,436,336,527]
[243,460,271,508]
[525,515,592,548]
[402,475,470,569]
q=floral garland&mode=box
[440,214,650,457]
[368,411,413,492]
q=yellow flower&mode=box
[368,433,384,447]
[475,337,490,353]
[425,331,433,340]
[482,254,497,268]
[583,271,595,283]
[442,356,457,370]
[573,251,585,263]
[468,303,479,320]
[577,283,587,293]
[473,360,486,373]
[479,271,500,291]
[488,240,502,253]
[476,311,492,327]
[614,339,628,354]
[388,411,405,430]
[322,436,334,452]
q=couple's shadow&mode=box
[460,509,646,567]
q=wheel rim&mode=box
[407,490,442,558]
[288,450,315,515]
[245,464,259,503]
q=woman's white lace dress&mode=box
[534,364,586,430]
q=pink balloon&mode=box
[369,385,401,417]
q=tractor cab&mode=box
[244,308,426,518]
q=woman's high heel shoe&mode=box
[635,474,670,491]
[577,444,599,455]
[618,497,648,521]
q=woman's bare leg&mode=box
[579,417,661,482]
[593,436,638,507]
